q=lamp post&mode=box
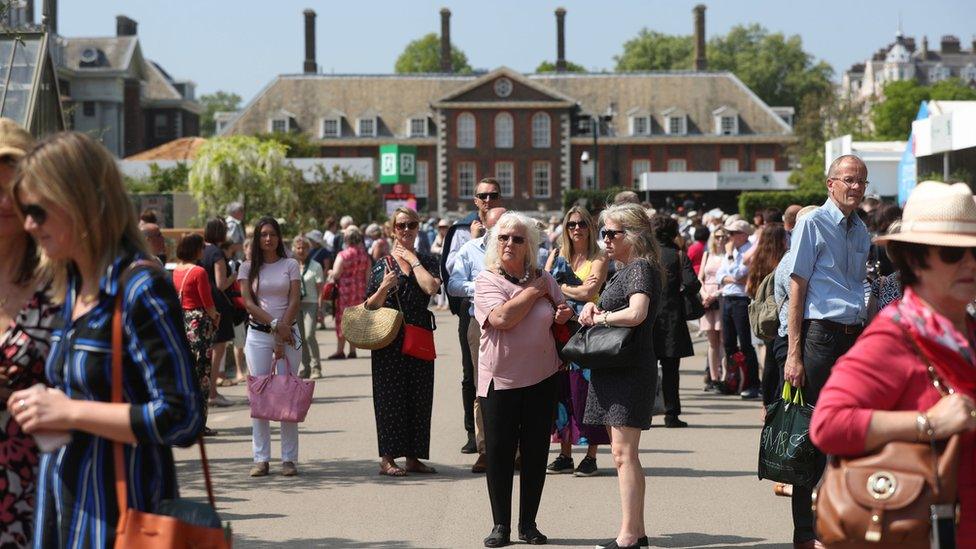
[579,114,605,190]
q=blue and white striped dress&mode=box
[34,250,203,549]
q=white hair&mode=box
[339,215,354,229]
[483,211,541,275]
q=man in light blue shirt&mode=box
[782,154,870,547]
[448,206,505,473]
[714,218,760,399]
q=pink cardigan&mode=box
[810,314,975,545]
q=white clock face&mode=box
[494,78,513,98]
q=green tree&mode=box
[535,60,586,73]
[708,24,833,109]
[614,30,693,71]
[256,131,318,158]
[395,33,472,73]
[872,79,976,140]
[199,91,242,137]
[294,165,385,230]
[123,163,191,194]
[188,136,300,223]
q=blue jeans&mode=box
[720,296,760,390]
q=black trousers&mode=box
[721,296,760,390]
[791,320,862,543]
[457,302,475,434]
[479,375,557,529]
[659,357,681,418]
[761,334,789,406]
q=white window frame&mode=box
[495,161,515,198]
[531,112,551,148]
[268,117,289,133]
[357,117,377,137]
[494,112,514,149]
[755,158,776,174]
[719,158,740,173]
[321,117,341,138]
[666,115,686,136]
[457,161,476,198]
[715,115,738,135]
[631,159,651,185]
[457,113,476,148]
[532,161,551,198]
[577,117,592,135]
[629,115,650,136]
[667,158,687,172]
[411,160,429,198]
[408,117,428,138]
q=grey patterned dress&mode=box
[583,258,662,430]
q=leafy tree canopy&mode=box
[124,162,191,194]
[395,33,472,74]
[614,30,694,71]
[256,131,318,158]
[535,60,587,73]
[199,91,242,137]
[872,79,976,140]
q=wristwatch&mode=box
[270,318,279,332]
[410,260,421,269]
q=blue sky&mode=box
[59,1,975,101]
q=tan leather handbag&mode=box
[812,332,960,548]
[110,282,231,548]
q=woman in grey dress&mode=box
[579,203,663,549]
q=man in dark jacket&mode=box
[650,214,701,427]
[439,177,503,454]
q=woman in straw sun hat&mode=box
[810,181,976,547]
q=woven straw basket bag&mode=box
[341,303,403,350]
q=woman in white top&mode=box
[239,217,302,477]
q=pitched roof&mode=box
[144,61,182,101]
[62,36,139,72]
[125,137,206,160]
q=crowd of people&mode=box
[0,115,973,549]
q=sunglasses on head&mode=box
[20,203,47,225]
[936,246,976,264]
[566,221,589,230]
[601,229,626,240]
[497,233,525,245]
[476,192,500,201]
[395,221,419,231]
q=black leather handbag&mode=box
[560,322,638,370]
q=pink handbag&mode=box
[247,357,315,422]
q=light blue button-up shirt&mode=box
[715,240,753,297]
[785,198,870,324]
[774,251,793,338]
[448,236,487,316]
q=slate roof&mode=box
[62,36,139,72]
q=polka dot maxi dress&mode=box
[366,252,439,459]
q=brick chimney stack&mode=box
[693,4,707,71]
[303,9,317,74]
[42,0,56,34]
[116,15,137,37]
[440,8,452,73]
[555,8,567,72]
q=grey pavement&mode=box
[174,311,792,548]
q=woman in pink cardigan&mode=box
[810,182,976,547]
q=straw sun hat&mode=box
[874,181,976,247]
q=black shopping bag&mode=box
[757,384,818,487]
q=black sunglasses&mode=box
[497,234,526,245]
[566,221,589,230]
[20,203,47,226]
[476,192,501,201]
[937,246,976,264]
[601,229,626,240]
[395,221,419,231]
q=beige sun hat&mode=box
[723,218,754,235]
[0,118,33,159]
[874,181,976,247]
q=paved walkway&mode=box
[174,311,792,548]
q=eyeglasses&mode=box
[936,246,976,264]
[395,221,419,231]
[20,203,47,225]
[497,234,526,245]
[829,176,869,188]
[566,221,589,231]
[601,229,626,240]
[475,192,501,201]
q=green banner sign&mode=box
[379,144,417,185]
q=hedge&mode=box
[738,188,827,219]
[562,187,628,213]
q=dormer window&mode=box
[661,108,686,135]
[629,115,651,136]
[712,106,739,136]
[321,117,341,138]
[357,117,377,137]
[408,117,428,138]
[269,117,290,133]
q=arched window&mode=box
[457,112,476,148]
[531,112,551,148]
[494,112,513,148]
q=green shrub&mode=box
[738,188,827,219]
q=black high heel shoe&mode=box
[484,525,511,548]
[596,536,649,549]
[518,523,548,545]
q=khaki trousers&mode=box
[466,317,486,454]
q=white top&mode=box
[238,257,301,319]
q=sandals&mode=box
[405,460,437,474]
[379,462,407,477]
[327,352,346,360]
[218,378,237,387]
